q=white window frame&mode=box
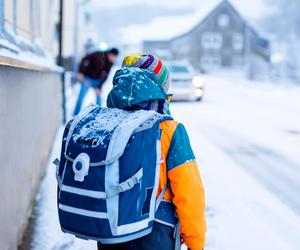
[201,32,223,50]
[232,33,244,51]
[212,33,223,49]
[218,14,230,27]
[0,0,42,54]
[0,0,19,52]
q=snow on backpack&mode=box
[53,104,171,244]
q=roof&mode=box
[121,0,267,46]
[121,0,221,44]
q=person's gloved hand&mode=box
[77,73,84,81]
[95,88,101,96]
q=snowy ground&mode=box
[26,73,300,250]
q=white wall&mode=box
[0,65,61,250]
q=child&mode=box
[98,54,207,250]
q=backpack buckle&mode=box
[119,179,134,192]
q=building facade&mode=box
[143,0,270,79]
[0,1,90,249]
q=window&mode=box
[201,33,211,49]
[232,33,244,50]
[232,55,244,68]
[218,14,230,27]
[201,32,223,49]
[0,0,42,46]
[169,65,189,73]
[17,0,32,39]
[201,55,222,70]
[1,0,18,51]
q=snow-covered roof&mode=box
[121,0,265,46]
[121,0,221,44]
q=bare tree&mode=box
[264,0,300,41]
[262,0,300,82]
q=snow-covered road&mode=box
[172,75,300,250]
[25,74,300,250]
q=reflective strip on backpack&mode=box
[59,204,108,219]
[153,218,175,228]
[150,139,162,219]
[105,160,120,236]
[60,185,107,199]
[116,218,149,235]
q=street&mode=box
[25,73,300,250]
[2,1,300,250]
[172,74,300,249]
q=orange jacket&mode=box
[158,120,207,250]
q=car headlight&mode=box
[195,89,204,97]
[192,76,204,88]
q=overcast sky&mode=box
[90,0,267,19]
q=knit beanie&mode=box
[122,54,170,93]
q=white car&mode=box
[167,61,204,101]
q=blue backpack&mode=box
[54,104,170,244]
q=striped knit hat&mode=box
[122,54,170,93]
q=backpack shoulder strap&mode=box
[155,115,173,209]
[155,184,168,211]
[105,111,158,163]
[64,104,99,154]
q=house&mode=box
[142,0,270,79]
